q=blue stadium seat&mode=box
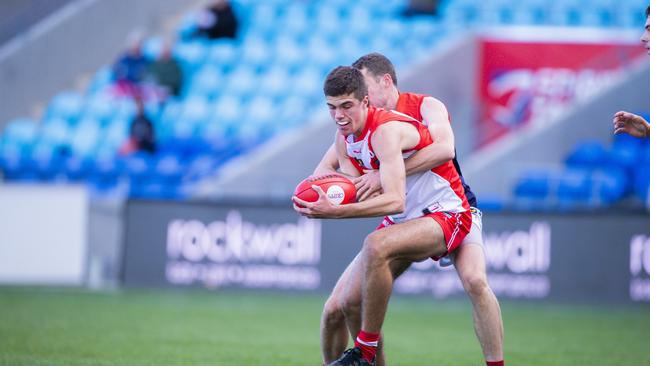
[247,95,276,125]
[29,143,66,181]
[142,36,164,60]
[592,168,629,206]
[240,36,271,69]
[184,154,219,183]
[213,94,243,125]
[565,140,610,169]
[88,153,125,194]
[476,196,505,212]
[86,66,114,95]
[198,118,233,152]
[98,118,129,155]
[225,65,257,99]
[376,18,409,46]
[113,98,138,122]
[611,133,643,171]
[173,40,209,77]
[634,164,650,205]
[272,35,304,70]
[513,169,552,210]
[170,120,196,141]
[1,118,39,161]
[206,40,239,69]
[292,66,323,98]
[259,65,291,99]
[345,5,372,38]
[0,152,36,181]
[46,91,85,124]
[277,94,311,127]
[153,154,184,188]
[181,96,211,125]
[248,3,279,32]
[314,5,343,37]
[441,0,478,26]
[280,3,310,34]
[407,18,442,49]
[235,122,265,151]
[64,155,94,182]
[190,65,224,100]
[83,93,119,125]
[69,119,101,158]
[122,153,154,189]
[556,168,593,210]
[344,36,372,65]
[2,117,38,145]
[306,35,337,68]
[38,118,71,157]
[159,97,183,126]
[176,12,198,40]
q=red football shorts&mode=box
[376,210,472,261]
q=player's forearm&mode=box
[335,192,404,218]
[313,144,339,175]
[404,143,455,175]
[313,164,338,176]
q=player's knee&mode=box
[463,273,489,299]
[322,296,345,326]
[340,295,361,318]
[362,232,389,263]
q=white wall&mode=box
[0,184,88,285]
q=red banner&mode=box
[477,33,645,146]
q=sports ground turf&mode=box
[0,287,648,365]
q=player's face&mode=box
[359,68,390,109]
[642,16,650,55]
[326,93,369,137]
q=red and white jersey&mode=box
[345,107,469,223]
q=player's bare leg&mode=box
[322,254,410,366]
[340,258,411,366]
[454,242,504,362]
[359,217,447,334]
[321,255,359,364]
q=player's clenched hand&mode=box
[353,169,382,202]
[613,111,650,138]
[292,185,340,218]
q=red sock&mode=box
[354,330,380,362]
[487,361,504,366]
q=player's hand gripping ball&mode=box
[293,174,357,207]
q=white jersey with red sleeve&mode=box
[345,107,469,223]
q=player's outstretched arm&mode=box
[403,97,455,175]
[613,111,650,138]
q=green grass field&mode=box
[0,287,649,366]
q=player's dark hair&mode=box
[646,5,650,17]
[352,52,398,86]
[323,66,368,100]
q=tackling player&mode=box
[294,66,472,366]
[314,53,504,366]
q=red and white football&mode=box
[294,174,357,206]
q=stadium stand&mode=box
[512,122,650,210]
[1,0,648,207]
